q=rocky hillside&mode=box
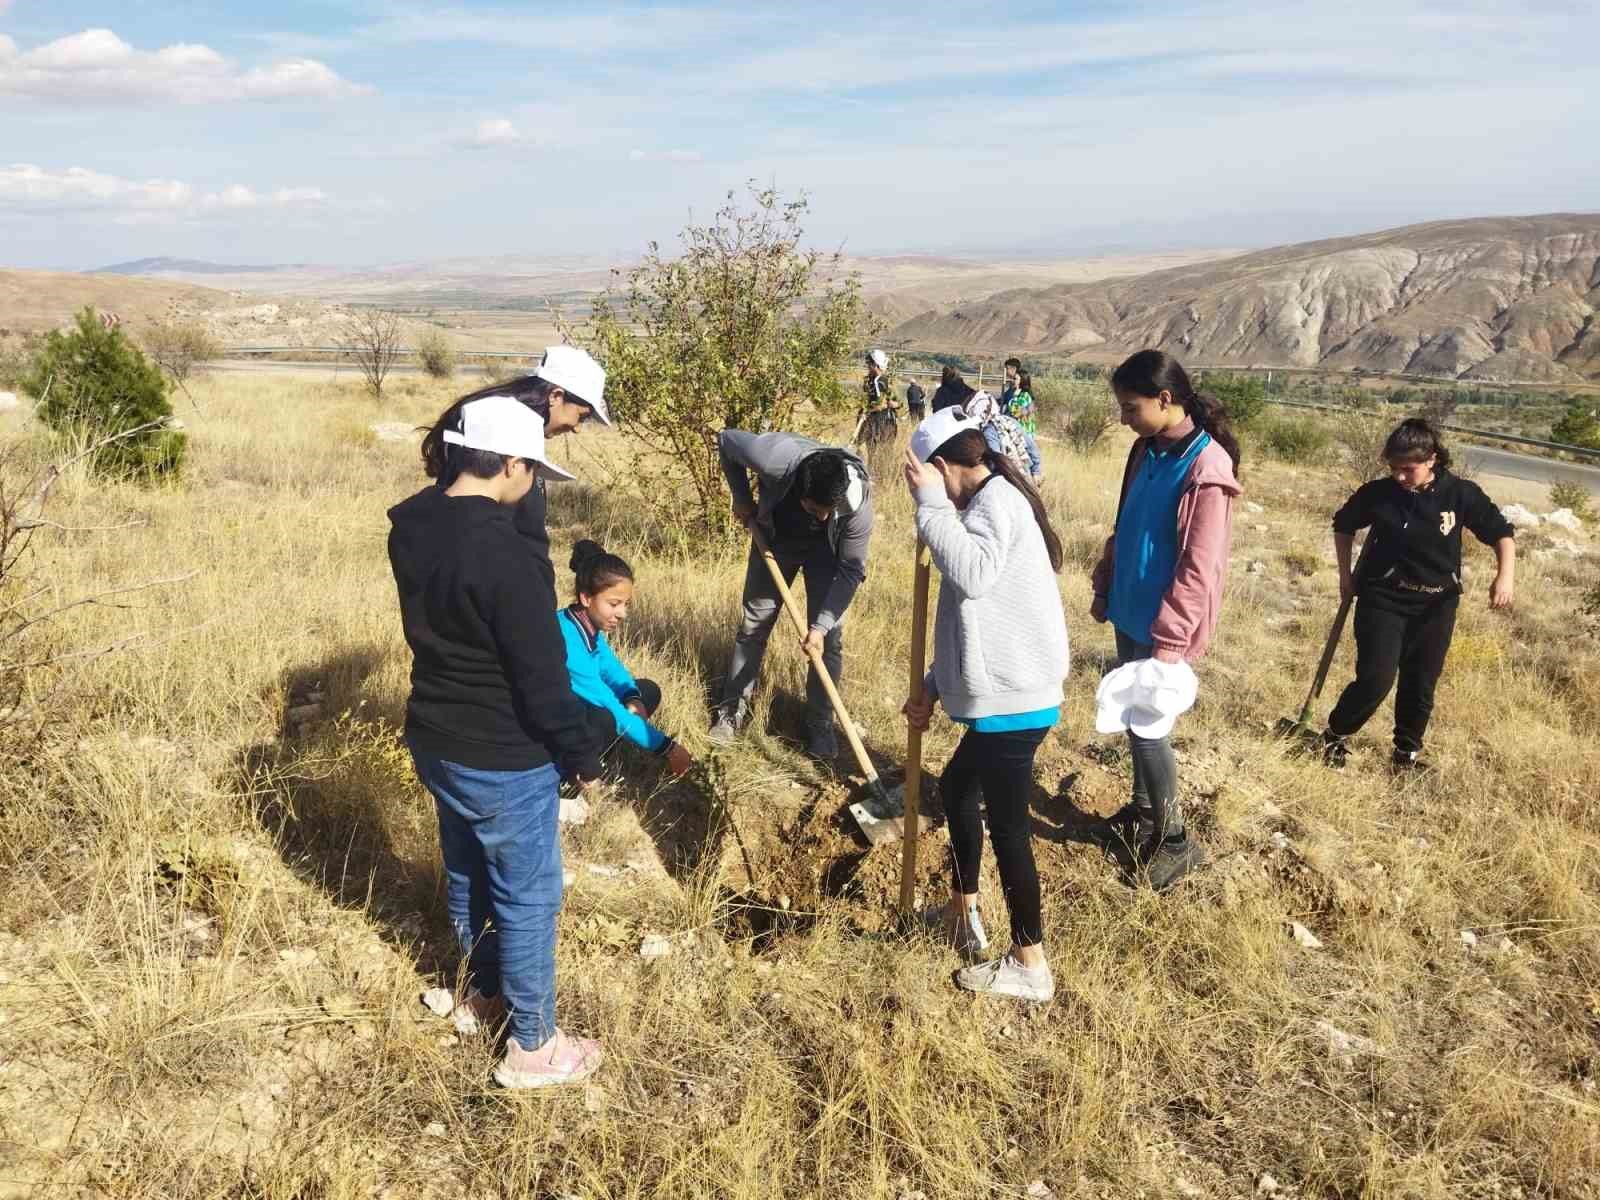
[891,214,1600,382]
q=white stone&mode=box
[1253,523,1270,533]
[1289,921,1323,950]
[1245,501,1265,514]
[1544,508,1583,533]
[1270,831,1290,851]
[420,987,454,1018]
[1502,503,1541,530]
[0,392,19,412]
[1459,929,1478,947]
[558,792,590,826]
[1495,936,1514,954]
[424,1121,446,1137]
[1025,1182,1056,1200]
[1257,1172,1280,1195]
[639,933,673,959]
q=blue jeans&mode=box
[408,745,563,1049]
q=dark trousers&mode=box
[1327,592,1457,753]
[580,678,662,758]
[942,726,1049,948]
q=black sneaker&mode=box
[1319,732,1350,769]
[1139,835,1208,892]
[1390,748,1432,774]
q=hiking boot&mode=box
[492,1029,603,1090]
[1318,731,1350,769]
[921,902,990,958]
[805,723,839,761]
[954,954,1055,1004]
[707,705,745,747]
[1139,834,1208,892]
[1390,747,1432,774]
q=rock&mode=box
[1495,935,1515,954]
[420,987,454,1018]
[1288,921,1323,950]
[1026,1182,1056,1200]
[1545,508,1583,533]
[1270,831,1290,851]
[1459,929,1478,947]
[1247,560,1267,576]
[0,392,18,412]
[1245,501,1265,514]
[371,421,415,443]
[424,1121,447,1137]
[1313,1018,1380,1062]
[1253,523,1270,533]
[1502,503,1541,530]
[639,933,673,959]
[1257,1172,1280,1195]
[558,792,590,826]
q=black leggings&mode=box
[580,678,662,757]
[1327,593,1457,752]
[942,726,1048,948]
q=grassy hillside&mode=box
[1,376,1597,1198]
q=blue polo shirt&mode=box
[1108,428,1211,646]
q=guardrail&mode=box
[225,346,540,359]
[1267,397,1600,463]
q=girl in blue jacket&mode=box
[561,540,692,777]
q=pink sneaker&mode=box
[492,1029,604,1090]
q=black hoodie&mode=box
[387,485,602,779]
[1333,468,1514,595]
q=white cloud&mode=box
[628,149,703,163]
[466,117,524,148]
[0,27,372,103]
[0,164,331,218]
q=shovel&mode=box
[748,526,906,842]
[1277,536,1369,741]
[896,538,933,911]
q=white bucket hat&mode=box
[443,394,574,481]
[1094,657,1198,739]
[534,345,610,426]
[910,408,983,463]
[868,348,888,370]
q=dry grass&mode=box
[2,371,1598,1199]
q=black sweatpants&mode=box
[580,678,663,758]
[942,725,1049,948]
[1326,591,1457,753]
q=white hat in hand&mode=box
[535,345,610,426]
[1094,657,1197,739]
[443,394,574,481]
[910,408,983,463]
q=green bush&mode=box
[1256,414,1330,465]
[1033,374,1117,453]
[1551,399,1600,450]
[20,307,185,477]
[1202,373,1268,428]
[415,328,455,379]
[1548,480,1594,523]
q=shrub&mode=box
[19,308,184,478]
[575,186,876,537]
[1203,373,1268,428]
[1034,374,1117,454]
[415,328,455,379]
[1329,409,1390,492]
[1548,480,1594,524]
[337,308,403,400]
[1256,414,1331,465]
[0,334,41,391]
[142,321,223,392]
[1551,399,1600,450]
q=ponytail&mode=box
[1111,349,1243,477]
[570,538,634,598]
[930,429,1064,573]
[419,375,561,483]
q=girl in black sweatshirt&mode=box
[1321,419,1516,770]
[389,392,605,1090]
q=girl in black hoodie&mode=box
[389,392,605,1090]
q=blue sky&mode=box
[2,0,1596,269]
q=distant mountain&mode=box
[891,214,1600,382]
[92,257,305,276]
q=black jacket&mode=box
[388,486,602,778]
[930,379,975,414]
[1333,469,1514,593]
[906,381,925,408]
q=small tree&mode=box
[143,320,223,394]
[1203,373,1268,428]
[1552,398,1600,450]
[415,328,455,379]
[20,308,184,478]
[338,308,403,400]
[1033,374,1116,453]
[574,186,875,536]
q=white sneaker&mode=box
[955,954,1055,1003]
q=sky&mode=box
[1,0,1596,270]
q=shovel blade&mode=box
[847,778,931,846]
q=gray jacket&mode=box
[718,429,874,634]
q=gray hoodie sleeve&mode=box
[814,488,873,634]
[718,428,760,508]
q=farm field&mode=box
[2,373,1598,1199]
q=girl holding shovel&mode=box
[1319,418,1515,770]
[1089,350,1242,891]
[902,408,1069,1004]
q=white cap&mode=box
[868,348,888,370]
[443,394,574,481]
[534,344,609,426]
[1093,658,1198,739]
[910,408,983,463]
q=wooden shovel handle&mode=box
[898,539,932,915]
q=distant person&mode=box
[1012,369,1038,436]
[930,365,976,414]
[965,390,1043,484]
[998,357,1023,417]
[906,378,927,420]
[710,428,874,759]
[1318,418,1515,771]
[561,540,693,778]
[902,408,1069,1003]
[390,393,604,1089]
[420,346,611,566]
[1089,350,1241,891]
[857,348,899,448]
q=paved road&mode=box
[1458,444,1600,490]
